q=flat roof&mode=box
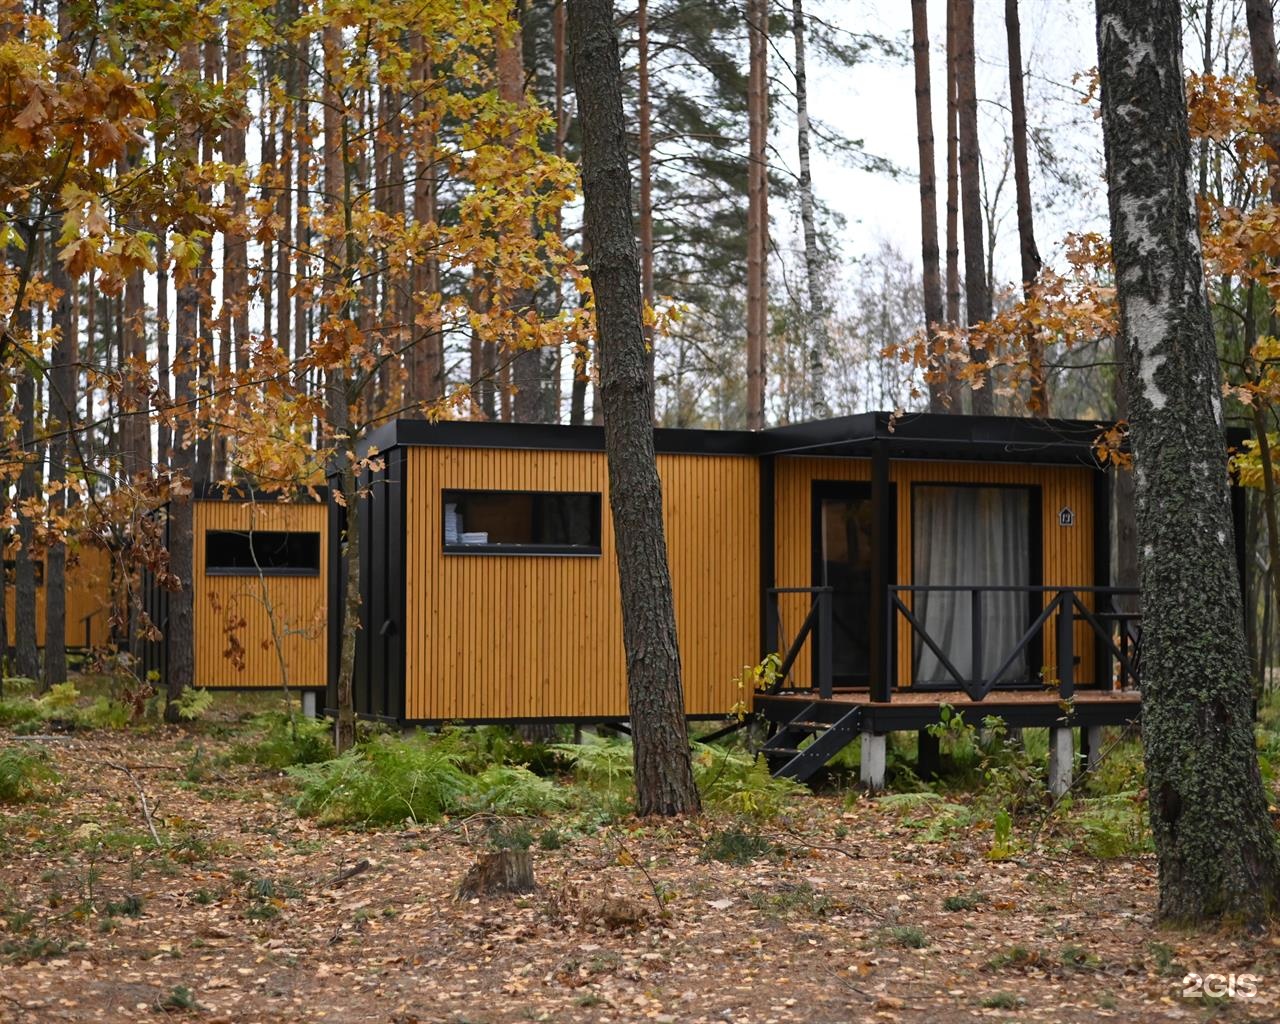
[359,412,1122,467]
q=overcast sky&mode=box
[791,0,1108,286]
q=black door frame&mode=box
[810,480,896,688]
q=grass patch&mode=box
[701,827,774,865]
[985,945,1043,970]
[0,746,59,803]
[942,891,985,912]
[980,992,1021,1009]
[883,924,928,949]
[746,881,834,919]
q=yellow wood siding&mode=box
[772,456,1097,689]
[5,541,114,649]
[193,500,328,689]
[403,448,759,721]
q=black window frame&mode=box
[204,530,322,577]
[441,488,603,557]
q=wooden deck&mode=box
[755,686,1141,732]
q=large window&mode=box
[911,484,1037,686]
[442,490,602,555]
[205,530,321,575]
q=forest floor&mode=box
[1,698,1279,1024]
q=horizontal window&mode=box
[443,490,602,555]
[205,530,321,575]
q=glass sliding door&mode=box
[812,483,877,685]
[911,484,1037,687]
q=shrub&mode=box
[0,698,42,730]
[692,743,804,821]
[0,746,58,803]
[290,732,473,825]
[552,737,633,793]
[233,713,334,769]
[473,764,569,815]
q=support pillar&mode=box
[302,691,318,719]
[1048,726,1074,797]
[916,728,940,781]
[1084,725,1104,772]
[860,729,886,792]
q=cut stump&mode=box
[457,849,536,899]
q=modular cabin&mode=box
[333,413,1246,788]
[144,489,329,701]
[4,538,115,652]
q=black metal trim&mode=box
[809,479,875,689]
[204,567,321,578]
[442,545,603,558]
[1092,466,1113,687]
[760,454,776,660]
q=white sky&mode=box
[793,0,1108,286]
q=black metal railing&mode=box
[888,585,1141,702]
[764,587,833,698]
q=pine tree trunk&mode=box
[1097,0,1280,923]
[1004,0,1045,413]
[14,297,39,682]
[911,0,946,414]
[568,0,700,817]
[166,41,203,725]
[954,0,991,414]
[638,0,656,389]
[1247,0,1280,206]
[44,223,74,689]
[745,0,768,430]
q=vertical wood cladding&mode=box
[4,541,113,649]
[402,448,760,721]
[193,499,328,689]
[773,456,1098,689]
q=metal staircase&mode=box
[760,700,863,782]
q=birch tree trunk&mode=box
[1005,0,1045,412]
[745,0,768,430]
[568,0,700,817]
[954,0,992,414]
[1097,0,1280,923]
[911,0,946,414]
[944,0,961,409]
[791,0,829,418]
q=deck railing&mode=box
[764,587,833,698]
[887,585,1141,702]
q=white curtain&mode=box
[913,486,1030,685]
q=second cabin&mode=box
[334,412,1223,785]
[143,490,329,700]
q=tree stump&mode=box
[456,849,536,899]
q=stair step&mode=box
[787,720,830,731]
[764,746,803,758]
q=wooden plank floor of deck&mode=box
[759,688,1140,706]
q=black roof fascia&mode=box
[191,481,329,502]
[358,418,759,458]
[757,412,1116,465]
[352,412,1153,467]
